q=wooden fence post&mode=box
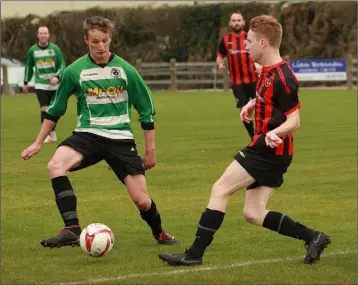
[346,55,353,90]
[1,65,10,95]
[170,58,177,91]
[223,58,229,92]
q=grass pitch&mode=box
[1,89,356,284]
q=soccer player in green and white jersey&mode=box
[23,26,65,143]
[21,16,179,248]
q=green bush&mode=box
[1,2,356,65]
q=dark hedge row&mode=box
[1,1,356,65]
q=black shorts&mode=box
[58,131,145,184]
[231,83,256,108]
[35,89,56,107]
[234,146,292,190]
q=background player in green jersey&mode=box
[21,16,179,248]
[23,26,65,143]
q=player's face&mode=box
[229,13,245,33]
[85,29,112,61]
[37,27,50,45]
[245,30,263,63]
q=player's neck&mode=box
[38,41,49,47]
[232,30,243,36]
[90,51,112,64]
[260,50,282,67]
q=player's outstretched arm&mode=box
[240,98,256,123]
[216,55,225,70]
[23,48,34,93]
[127,62,156,171]
[216,38,227,71]
[21,119,56,160]
[265,109,300,148]
[143,129,156,171]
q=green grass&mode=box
[1,89,356,284]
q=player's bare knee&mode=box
[243,208,262,225]
[47,158,66,176]
[211,181,230,200]
[133,196,150,210]
[40,106,48,112]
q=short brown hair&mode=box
[83,16,114,36]
[249,15,282,48]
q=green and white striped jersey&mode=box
[46,53,155,140]
[24,43,65,90]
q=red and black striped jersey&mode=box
[217,31,257,86]
[248,59,300,156]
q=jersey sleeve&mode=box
[217,38,227,57]
[54,46,66,80]
[127,65,155,129]
[275,77,300,116]
[23,48,34,84]
[46,67,76,118]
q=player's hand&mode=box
[265,131,283,148]
[21,142,41,160]
[50,77,59,86]
[240,102,255,123]
[217,63,225,71]
[143,149,156,170]
[22,84,28,93]
[254,64,262,77]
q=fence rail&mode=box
[1,56,357,94]
[135,56,357,91]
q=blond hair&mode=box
[83,16,114,36]
[249,15,282,48]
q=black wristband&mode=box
[141,122,154,130]
[44,112,60,123]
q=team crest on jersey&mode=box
[48,50,55,56]
[265,78,271,87]
[110,68,121,78]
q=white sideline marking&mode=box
[58,250,355,285]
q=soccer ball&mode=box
[79,223,114,257]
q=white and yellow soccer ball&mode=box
[80,223,114,257]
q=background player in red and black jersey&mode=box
[159,15,331,267]
[216,12,262,139]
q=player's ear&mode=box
[84,35,88,45]
[260,39,266,48]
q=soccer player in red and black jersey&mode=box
[159,15,331,266]
[217,12,261,139]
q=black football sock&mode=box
[243,121,255,138]
[263,211,317,243]
[140,199,163,236]
[52,176,81,235]
[186,208,225,258]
